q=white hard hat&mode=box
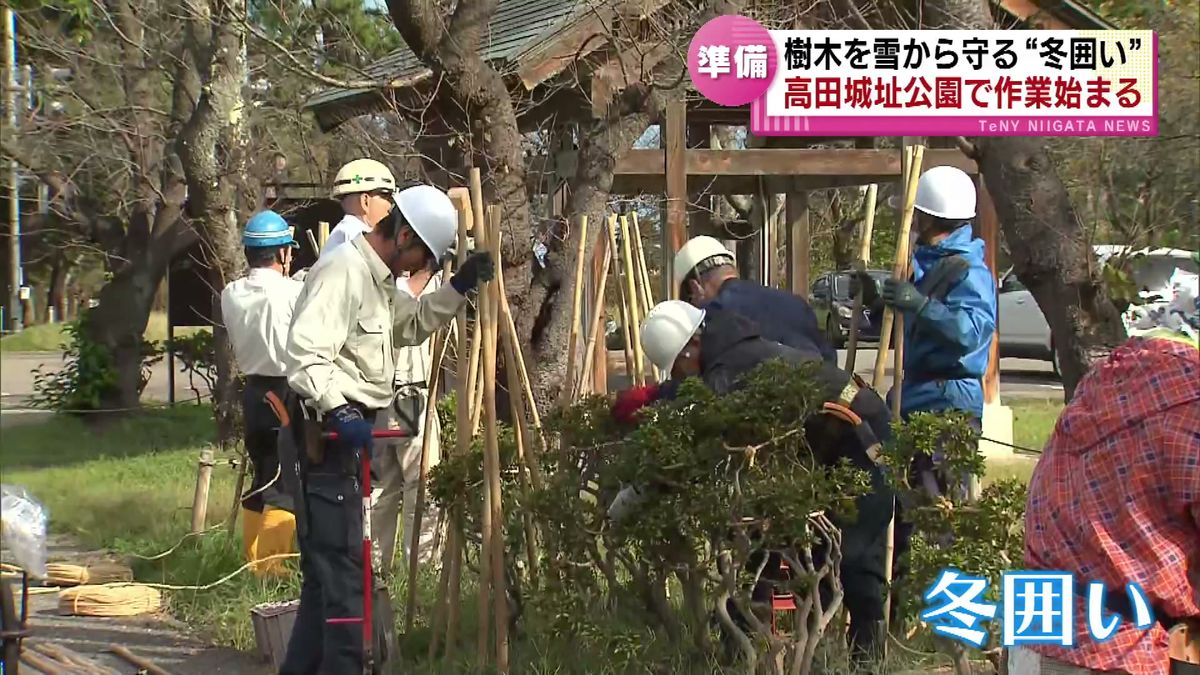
[673,236,735,287]
[331,158,397,198]
[394,184,457,261]
[641,300,706,372]
[912,166,977,220]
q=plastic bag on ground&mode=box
[1,484,49,579]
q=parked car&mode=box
[998,246,1199,375]
[810,269,891,348]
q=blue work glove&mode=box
[449,251,495,294]
[327,404,374,453]
[882,278,928,313]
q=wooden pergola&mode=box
[301,0,1110,400]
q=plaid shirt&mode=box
[1024,335,1200,675]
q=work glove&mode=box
[848,271,880,305]
[882,278,927,313]
[449,251,496,294]
[327,404,374,454]
[611,384,662,425]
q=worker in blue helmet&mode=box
[219,210,305,576]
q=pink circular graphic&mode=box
[687,15,776,107]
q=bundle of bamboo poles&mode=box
[58,584,162,617]
[45,562,134,587]
[560,210,657,399]
[418,169,548,674]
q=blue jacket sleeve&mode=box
[912,266,996,356]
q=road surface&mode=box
[0,348,1063,426]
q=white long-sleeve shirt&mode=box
[320,213,371,257]
[285,236,464,413]
[220,268,305,377]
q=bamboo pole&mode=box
[405,328,449,632]
[605,214,635,384]
[189,448,213,533]
[879,144,926,637]
[845,184,879,374]
[431,189,475,660]
[483,204,510,672]
[468,171,493,666]
[618,215,645,385]
[560,216,590,407]
[578,234,614,400]
[317,221,330,250]
[630,212,654,321]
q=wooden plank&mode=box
[615,148,976,178]
[612,173,939,195]
[978,180,1002,405]
[664,99,687,299]
[785,189,811,294]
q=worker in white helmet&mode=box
[323,158,399,254]
[616,300,895,664]
[318,179,448,576]
[673,235,836,364]
[851,165,997,625]
[279,179,493,675]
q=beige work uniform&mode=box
[371,272,444,573]
[284,234,465,415]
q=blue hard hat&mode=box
[242,210,297,248]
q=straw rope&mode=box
[45,562,133,587]
[58,584,162,617]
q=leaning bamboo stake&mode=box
[618,215,645,384]
[317,221,330,250]
[107,645,169,675]
[879,144,926,638]
[493,248,546,489]
[605,214,635,384]
[630,212,654,321]
[483,204,510,672]
[578,233,614,399]
[468,171,495,666]
[405,329,450,632]
[845,184,879,374]
[560,216,590,408]
[432,188,475,660]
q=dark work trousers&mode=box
[279,407,376,675]
[891,413,983,627]
[242,375,293,513]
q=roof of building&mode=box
[304,0,1115,129]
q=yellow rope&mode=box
[46,562,133,586]
[58,584,162,617]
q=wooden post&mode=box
[845,184,879,374]
[189,447,214,534]
[786,187,811,294]
[560,216,590,407]
[664,99,687,300]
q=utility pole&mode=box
[4,7,22,331]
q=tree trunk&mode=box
[44,260,68,323]
[914,0,1127,400]
[85,260,168,410]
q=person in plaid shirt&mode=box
[1014,329,1199,675]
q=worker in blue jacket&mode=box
[855,166,997,427]
[673,235,838,364]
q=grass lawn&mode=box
[983,397,1064,486]
[1,399,1067,670]
[0,311,209,353]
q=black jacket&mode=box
[703,278,838,365]
[696,309,893,612]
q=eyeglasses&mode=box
[365,189,393,200]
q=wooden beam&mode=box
[611,172,960,195]
[786,189,810,294]
[664,99,687,299]
[615,148,977,179]
[995,0,1074,28]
